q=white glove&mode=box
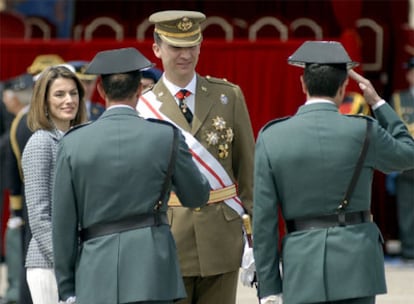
[7,216,24,229]
[240,244,256,287]
[260,294,283,304]
[59,296,76,304]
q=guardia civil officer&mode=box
[52,47,210,304]
[137,10,255,304]
[388,57,414,262]
[253,41,414,304]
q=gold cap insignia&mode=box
[177,17,193,32]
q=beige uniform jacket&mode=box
[147,75,255,276]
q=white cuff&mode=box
[371,99,386,110]
[260,294,282,304]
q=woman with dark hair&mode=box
[22,65,87,303]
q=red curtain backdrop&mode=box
[1,37,399,243]
[0,38,360,135]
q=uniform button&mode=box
[194,207,201,212]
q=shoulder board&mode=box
[146,118,177,129]
[345,114,375,122]
[205,75,236,87]
[261,116,291,132]
[64,121,92,137]
[141,87,153,95]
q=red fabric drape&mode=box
[0,38,360,135]
[3,37,399,246]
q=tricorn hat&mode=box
[288,41,359,69]
[149,10,206,47]
[67,60,97,81]
[85,47,152,75]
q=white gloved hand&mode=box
[59,296,76,304]
[260,294,283,304]
[240,245,256,287]
[7,216,24,229]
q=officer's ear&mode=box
[300,75,307,95]
[96,81,106,100]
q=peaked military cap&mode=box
[403,57,414,70]
[27,54,65,75]
[149,10,206,47]
[288,41,359,69]
[142,67,162,82]
[85,47,152,75]
[67,60,97,81]
[3,73,34,91]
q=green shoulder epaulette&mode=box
[261,116,291,132]
[64,121,92,136]
[205,75,236,87]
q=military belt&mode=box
[168,184,237,207]
[286,210,372,233]
[80,212,168,242]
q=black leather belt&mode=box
[80,212,168,242]
[286,210,372,233]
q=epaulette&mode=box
[141,86,153,95]
[146,118,177,129]
[345,114,375,122]
[260,116,291,132]
[205,75,236,87]
[64,121,92,137]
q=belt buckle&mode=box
[337,212,346,226]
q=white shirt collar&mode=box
[107,104,135,110]
[305,98,336,105]
[163,74,197,96]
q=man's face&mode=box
[81,79,97,101]
[141,77,155,91]
[406,68,414,88]
[153,41,200,82]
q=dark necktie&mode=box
[176,89,193,124]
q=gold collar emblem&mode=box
[177,17,193,32]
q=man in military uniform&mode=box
[389,57,414,262]
[141,67,162,91]
[52,47,210,304]
[253,41,414,304]
[2,73,34,304]
[0,80,15,304]
[137,10,255,304]
[67,60,105,121]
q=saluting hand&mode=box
[348,69,382,107]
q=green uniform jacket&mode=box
[253,102,414,303]
[148,75,255,276]
[52,107,210,303]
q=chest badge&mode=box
[205,116,233,159]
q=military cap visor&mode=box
[67,60,97,81]
[288,41,359,69]
[85,47,153,75]
[149,10,206,47]
[4,73,34,91]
